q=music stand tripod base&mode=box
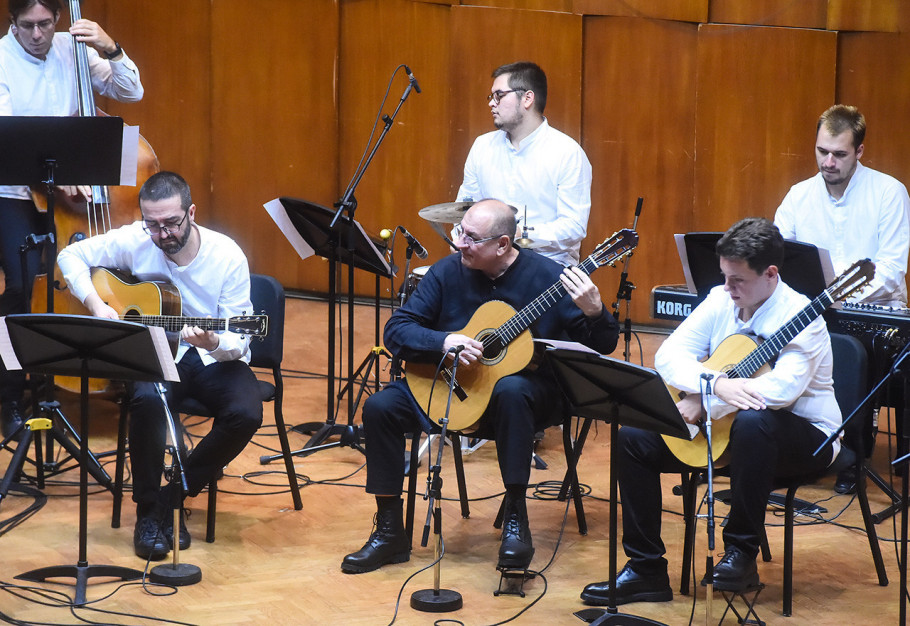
[410,588,463,613]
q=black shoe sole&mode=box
[580,588,673,606]
[340,551,409,574]
[497,549,535,571]
[134,545,170,560]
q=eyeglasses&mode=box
[453,224,503,247]
[142,210,189,236]
[486,89,524,105]
[16,18,55,32]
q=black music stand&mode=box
[544,347,689,625]
[0,314,178,606]
[265,197,390,456]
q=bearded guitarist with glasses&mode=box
[57,171,263,561]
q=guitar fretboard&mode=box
[122,316,227,333]
[729,290,834,379]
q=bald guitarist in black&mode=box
[342,199,618,574]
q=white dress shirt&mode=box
[655,280,841,455]
[0,27,144,200]
[456,119,592,266]
[57,222,253,365]
[774,161,910,306]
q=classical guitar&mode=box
[91,267,268,338]
[405,229,638,431]
[661,259,875,468]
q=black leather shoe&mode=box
[162,508,191,550]
[834,466,857,495]
[581,563,673,606]
[702,546,759,591]
[1,401,24,441]
[341,505,409,574]
[498,502,534,570]
[134,515,169,560]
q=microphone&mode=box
[404,65,422,94]
[398,226,428,259]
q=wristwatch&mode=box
[104,42,123,60]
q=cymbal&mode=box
[418,201,473,224]
[516,236,546,249]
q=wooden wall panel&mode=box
[459,0,572,11]
[448,6,583,207]
[210,0,339,290]
[583,17,698,322]
[827,0,902,32]
[694,25,836,231]
[573,0,707,21]
[95,0,212,217]
[708,0,826,28]
[338,0,453,295]
[836,32,910,189]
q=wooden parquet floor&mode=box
[0,296,905,625]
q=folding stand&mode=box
[0,314,178,606]
[264,197,390,457]
[0,116,126,497]
[544,348,690,626]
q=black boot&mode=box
[341,497,409,574]
[498,486,534,570]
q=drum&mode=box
[403,265,430,303]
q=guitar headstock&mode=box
[228,315,269,337]
[826,258,875,303]
[589,228,639,269]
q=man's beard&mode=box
[156,225,192,255]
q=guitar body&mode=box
[91,267,181,319]
[661,333,771,467]
[405,300,535,431]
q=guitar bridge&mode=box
[440,368,468,402]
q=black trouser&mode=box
[362,371,565,496]
[128,348,262,510]
[617,409,834,576]
[0,197,47,405]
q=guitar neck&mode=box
[731,290,834,379]
[124,315,229,333]
[497,256,599,344]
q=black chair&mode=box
[112,274,303,541]
[679,332,888,616]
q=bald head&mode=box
[464,199,517,242]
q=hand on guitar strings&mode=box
[560,266,603,317]
[181,324,219,352]
[443,333,482,367]
[712,377,767,412]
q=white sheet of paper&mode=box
[264,198,315,261]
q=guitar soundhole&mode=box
[123,308,140,322]
[479,331,505,364]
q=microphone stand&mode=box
[411,347,463,613]
[700,374,716,624]
[321,66,416,445]
[612,198,642,362]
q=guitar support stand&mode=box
[717,583,765,626]
[494,566,536,597]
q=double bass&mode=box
[31,0,159,393]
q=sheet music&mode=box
[148,326,180,382]
[533,338,601,355]
[120,125,140,186]
[263,198,316,261]
[0,317,22,371]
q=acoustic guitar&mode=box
[661,258,875,468]
[91,267,268,340]
[405,229,638,431]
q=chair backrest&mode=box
[248,274,285,370]
[830,332,870,454]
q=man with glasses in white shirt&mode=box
[58,171,262,561]
[0,0,143,439]
[456,61,592,267]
